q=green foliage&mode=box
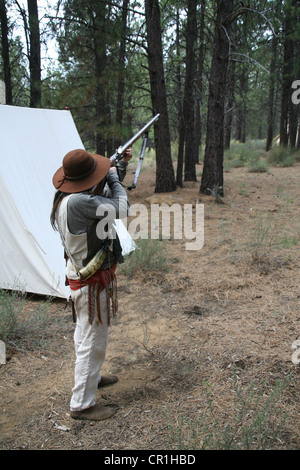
[224,140,268,172]
[166,374,291,450]
[294,150,300,162]
[247,157,268,173]
[0,290,60,351]
[0,290,25,342]
[1,1,299,170]
[224,140,299,173]
[119,239,169,278]
[234,208,299,270]
[266,146,296,167]
[0,36,30,106]
[247,212,283,265]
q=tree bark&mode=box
[279,1,296,147]
[94,36,107,155]
[145,0,176,193]
[240,69,247,143]
[91,3,109,156]
[296,44,300,150]
[195,0,205,157]
[200,0,234,197]
[115,0,129,149]
[0,0,12,104]
[183,0,197,182]
[176,8,184,187]
[27,0,41,107]
[296,107,300,149]
[224,57,235,149]
[279,36,292,146]
[266,34,277,151]
[289,80,298,149]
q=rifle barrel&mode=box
[110,113,160,164]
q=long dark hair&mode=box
[50,181,104,230]
[50,191,68,230]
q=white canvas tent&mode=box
[0,105,134,298]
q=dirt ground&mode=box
[0,159,299,451]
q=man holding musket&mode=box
[51,147,131,421]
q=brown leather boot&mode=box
[70,404,117,421]
[98,374,118,388]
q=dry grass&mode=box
[0,161,299,450]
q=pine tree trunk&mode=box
[176,8,184,187]
[289,85,298,149]
[115,0,129,149]
[195,0,205,160]
[224,58,235,150]
[94,38,107,155]
[239,64,248,143]
[280,12,293,146]
[183,0,197,182]
[93,4,108,156]
[200,0,234,197]
[0,0,12,104]
[266,35,277,151]
[145,0,176,193]
[296,108,300,149]
[176,122,185,187]
[27,0,41,107]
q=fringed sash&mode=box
[68,263,118,325]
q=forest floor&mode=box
[0,157,300,451]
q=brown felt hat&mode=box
[52,149,111,193]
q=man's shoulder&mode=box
[67,192,108,219]
[66,192,97,213]
[68,191,93,205]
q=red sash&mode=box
[68,263,117,325]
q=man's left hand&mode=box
[123,147,132,162]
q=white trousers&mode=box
[69,285,109,411]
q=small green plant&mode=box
[278,235,298,248]
[248,213,281,264]
[247,155,268,173]
[234,209,299,269]
[267,146,295,167]
[165,374,291,450]
[224,141,266,170]
[18,299,54,350]
[119,238,169,278]
[0,289,25,342]
[294,149,300,162]
[0,290,59,351]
